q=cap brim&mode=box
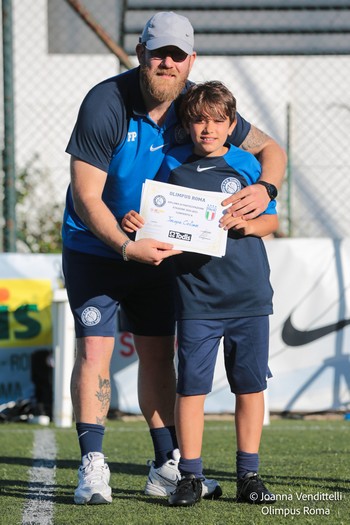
[145,37,193,55]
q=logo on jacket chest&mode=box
[175,125,189,144]
[127,131,137,142]
[221,177,242,194]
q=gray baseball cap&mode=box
[140,12,194,55]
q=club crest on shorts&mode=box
[221,177,242,194]
[81,306,101,326]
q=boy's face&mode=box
[186,116,236,157]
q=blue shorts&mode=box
[62,247,176,337]
[176,317,271,395]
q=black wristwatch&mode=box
[256,181,278,200]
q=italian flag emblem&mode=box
[205,204,217,221]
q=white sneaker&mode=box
[74,452,112,504]
[144,449,222,499]
[144,449,181,496]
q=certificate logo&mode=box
[221,177,242,194]
[153,194,166,207]
[205,204,217,221]
[168,230,192,242]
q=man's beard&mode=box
[140,65,188,103]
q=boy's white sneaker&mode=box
[74,452,112,504]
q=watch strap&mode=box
[256,181,278,200]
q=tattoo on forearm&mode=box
[95,375,111,415]
[240,126,270,152]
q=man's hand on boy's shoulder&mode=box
[221,184,270,220]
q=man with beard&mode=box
[62,12,286,505]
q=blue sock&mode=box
[179,457,203,478]
[150,426,178,468]
[76,422,105,458]
[169,425,179,450]
[236,450,259,479]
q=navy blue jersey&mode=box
[62,67,251,258]
[160,143,276,319]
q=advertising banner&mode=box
[0,278,53,403]
[0,239,350,414]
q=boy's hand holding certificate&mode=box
[136,180,228,257]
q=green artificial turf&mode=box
[1,418,349,524]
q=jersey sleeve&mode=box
[228,112,251,147]
[66,80,125,173]
[265,199,277,215]
[156,144,193,182]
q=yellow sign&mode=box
[0,279,53,347]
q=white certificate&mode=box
[135,179,228,257]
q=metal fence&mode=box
[1,0,350,252]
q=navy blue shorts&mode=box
[62,247,176,337]
[176,317,271,395]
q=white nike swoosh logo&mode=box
[150,143,168,152]
[197,165,217,172]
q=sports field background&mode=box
[1,417,349,525]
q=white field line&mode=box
[22,429,56,525]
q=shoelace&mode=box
[238,473,267,495]
[81,455,107,484]
[176,476,198,494]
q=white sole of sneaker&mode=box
[74,493,112,505]
[144,482,172,497]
